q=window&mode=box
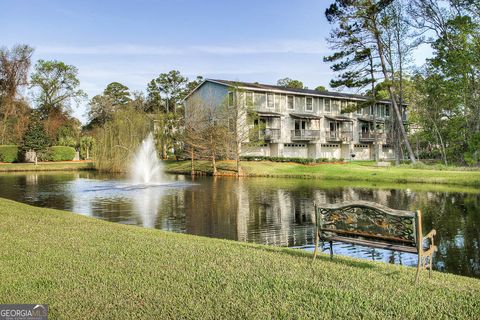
[228,92,234,106]
[306,97,313,111]
[385,105,390,117]
[324,98,331,112]
[287,95,294,110]
[254,92,265,108]
[341,100,348,112]
[355,103,363,115]
[295,96,304,110]
[380,104,385,117]
[331,99,340,113]
[267,93,274,108]
[245,92,253,107]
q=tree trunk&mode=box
[432,121,448,166]
[236,142,242,177]
[372,21,417,164]
[190,148,195,176]
[212,154,217,176]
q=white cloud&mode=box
[36,39,330,56]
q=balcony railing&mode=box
[359,132,376,141]
[291,129,320,141]
[259,128,280,141]
[326,131,352,142]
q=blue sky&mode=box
[1,0,431,123]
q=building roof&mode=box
[206,79,393,104]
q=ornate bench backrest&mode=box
[315,201,418,247]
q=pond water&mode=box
[0,171,479,278]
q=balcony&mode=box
[326,131,352,142]
[359,132,376,141]
[291,129,320,141]
[259,128,280,141]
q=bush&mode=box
[0,145,19,163]
[47,146,76,161]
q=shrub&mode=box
[0,145,19,163]
[48,146,76,161]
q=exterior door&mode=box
[295,120,306,130]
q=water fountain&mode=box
[130,133,163,185]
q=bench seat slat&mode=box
[319,227,415,245]
[323,236,418,253]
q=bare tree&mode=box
[183,92,229,176]
[227,86,264,176]
[0,44,34,144]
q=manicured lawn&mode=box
[165,160,480,187]
[0,161,94,172]
[0,198,478,319]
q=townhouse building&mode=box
[183,79,406,161]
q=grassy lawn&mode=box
[0,198,479,319]
[165,160,480,187]
[0,161,95,172]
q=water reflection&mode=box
[0,172,478,278]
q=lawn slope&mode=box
[166,160,480,187]
[0,161,94,172]
[0,198,479,319]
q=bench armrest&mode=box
[423,229,436,241]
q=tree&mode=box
[227,86,264,176]
[145,79,163,113]
[276,77,305,89]
[0,44,34,144]
[87,94,115,128]
[80,136,95,160]
[183,93,230,176]
[103,82,131,106]
[183,76,204,99]
[325,0,417,163]
[30,60,87,115]
[314,85,328,92]
[408,0,480,165]
[22,112,49,165]
[155,70,188,113]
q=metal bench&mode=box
[312,201,437,282]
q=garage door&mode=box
[319,144,340,159]
[284,144,308,158]
[353,144,371,160]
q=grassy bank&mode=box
[0,161,95,172]
[1,198,479,319]
[165,160,480,187]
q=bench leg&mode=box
[429,252,434,279]
[329,241,333,260]
[415,253,421,283]
[313,229,319,262]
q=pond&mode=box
[0,171,479,278]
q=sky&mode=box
[1,0,432,123]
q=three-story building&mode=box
[183,79,404,161]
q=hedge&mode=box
[48,146,76,161]
[0,145,19,163]
[240,155,344,164]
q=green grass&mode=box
[0,198,479,319]
[0,161,95,172]
[165,160,480,187]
